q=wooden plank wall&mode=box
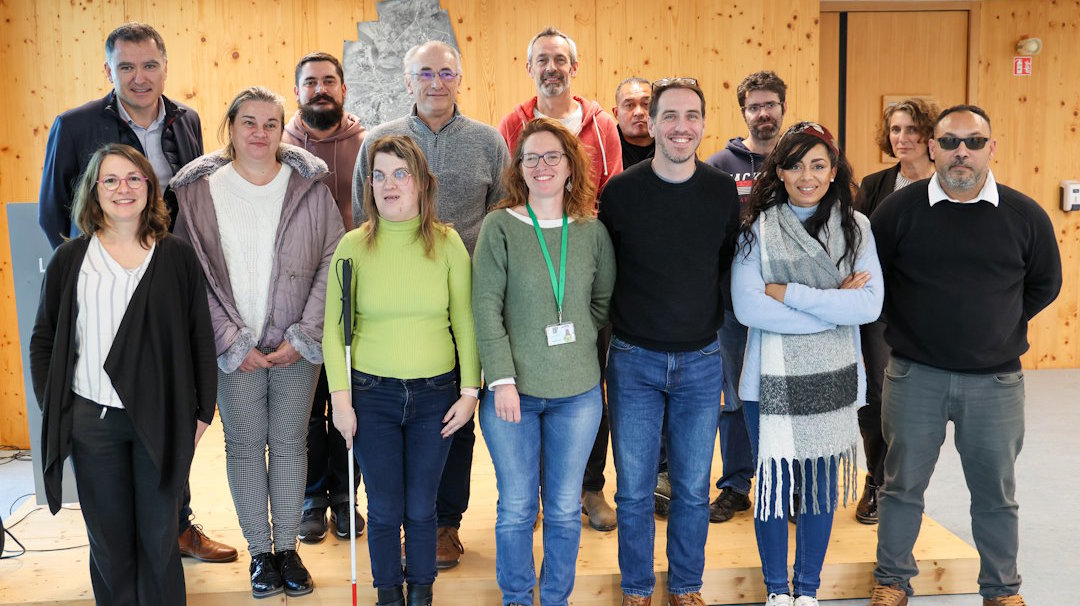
[976,1,1080,369]
[0,0,819,447]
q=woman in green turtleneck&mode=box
[322,135,480,606]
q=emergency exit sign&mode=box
[1013,57,1032,76]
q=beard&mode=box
[749,117,779,141]
[300,95,345,131]
[657,135,699,165]
[939,160,982,191]
[537,70,568,98]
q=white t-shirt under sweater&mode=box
[209,162,292,340]
[535,101,584,136]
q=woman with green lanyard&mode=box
[472,117,616,606]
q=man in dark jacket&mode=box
[612,77,654,168]
[38,22,203,248]
[36,21,235,564]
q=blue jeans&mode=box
[608,335,723,596]
[351,369,457,589]
[744,400,836,598]
[480,383,603,606]
[716,310,753,494]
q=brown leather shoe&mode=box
[867,583,908,606]
[667,591,706,606]
[983,596,1026,606]
[581,490,617,531]
[435,526,464,569]
[621,594,652,606]
[179,524,238,563]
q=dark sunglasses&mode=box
[935,136,989,151]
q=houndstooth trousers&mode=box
[217,356,319,555]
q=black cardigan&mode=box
[29,234,217,513]
[854,163,901,218]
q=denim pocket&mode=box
[609,334,637,352]
[351,371,379,391]
[698,339,722,356]
[992,371,1024,386]
[884,357,913,380]
[427,373,458,390]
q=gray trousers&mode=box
[873,355,1025,600]
[217,356,319,555]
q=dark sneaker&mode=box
[330,502,366,538]
[297,507,327,544]
[709,488,751,523]
[249,552,284,599]
[275,549,314,596]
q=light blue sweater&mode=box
[731,202,883,404]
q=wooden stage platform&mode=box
[0,419,978,605]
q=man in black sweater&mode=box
[868,105,1061,606]
[598,78,740,606]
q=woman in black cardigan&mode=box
[29,144,217,605]
[852,98,938,526]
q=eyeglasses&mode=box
[935,136,989,151]
[651,77,699,90]
[97,174,148,191]
[410,69,460,83]
[743,101,781,114]
[521,151,567,168]
[370,168,412,185]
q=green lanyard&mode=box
[525,204,568,322]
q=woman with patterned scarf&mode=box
[730,122,884,606]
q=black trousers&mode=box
[582,322,613,492]
[305,367,362,509]
[70,394,186,605]
[858,318,891,487]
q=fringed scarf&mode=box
[755,202,860,521]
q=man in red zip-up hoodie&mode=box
[497,26,623,534]
[497,26,622,203]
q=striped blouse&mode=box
[73,235,156,408]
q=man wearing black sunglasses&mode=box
[867,105,1062,606]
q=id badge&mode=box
[545,321,576,346]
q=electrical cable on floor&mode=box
[1,499,87,559]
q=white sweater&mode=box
[209,163,292,341]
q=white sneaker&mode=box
[766,594,794,606]
[793,597,819,606]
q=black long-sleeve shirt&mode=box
[598,160,740,351]
[870,177,1061,373]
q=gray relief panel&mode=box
[343,0,459,128]
[6,202,78,505]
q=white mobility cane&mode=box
[338,258,358,606]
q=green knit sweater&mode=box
[322,216,480,393]
[472,209,616,399]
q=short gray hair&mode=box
[526,26,578,65]
[403,40,463,75]
[615,77,650,103]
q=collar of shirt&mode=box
[116,97,166,132]
[928,169,999,207]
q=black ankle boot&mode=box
[249,552,284,599]
[406,583,433,606]
[377,585,405,606]
[275,549,314,596]
[856,474,880,525]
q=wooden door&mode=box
[820,9,971,181]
